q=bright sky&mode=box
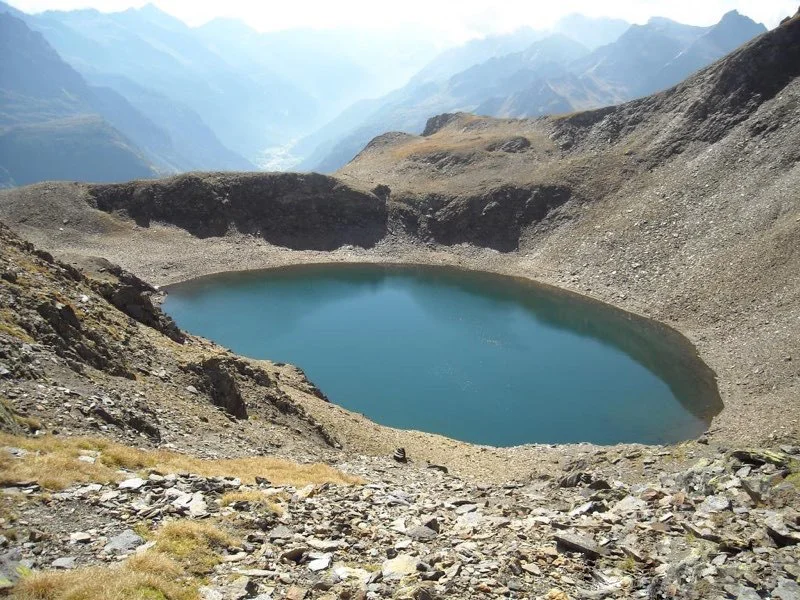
[6,0,796,40]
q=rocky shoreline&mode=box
[26,219,796,452]
[1,216,796,600]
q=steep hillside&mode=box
[301,11,765,172]
[0,116,157,186]
[8,3,313,161]
[0,12,160,186]
[0,10,252,183]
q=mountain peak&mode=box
[123,2,185,29]
[646,16,682,27]
[716,9,764,29]
[708,9,766,42]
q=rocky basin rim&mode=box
[65,229,730,449]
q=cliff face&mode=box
[87,172,387,251]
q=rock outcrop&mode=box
[88,172,387,250]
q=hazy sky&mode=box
[6,0,796,41]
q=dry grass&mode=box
[220,490,284,514]
[388,134,495,161]
[13,519,238,598]
[13,414,43,433]
[0,307,34,342]
[0,433,363,491]
[152,520,238,575]
[0,443,121,490]
[13,562,197,600]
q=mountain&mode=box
[408,27,547,85]
[0,12,156,186]
[21,3,315,161]
[552,13,631,50]
[652,10,769,93]
[83,72,255,172]
[488,11,767,119]
[195,21,441,128]
[301,12,766,173]
[0,2,255,173]
[445,35,590,105]
[0,116,156,186]
[296,34,591,172]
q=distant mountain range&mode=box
[0,12,157,186]
[0,2,768,186]
[0,0,441,183]
[298,11,766,173]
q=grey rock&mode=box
[118,477,146,490]
[454,503,478,515]
[308,554,331,571]
[104,529,144,554]
[267,525,293,540]
[612,495,647,514]
[382,554,418,579]
[698,494,731,513]
[0,550,28,591]
[407,526,438,541]
[69,532,92,544]
[735,587,762,600]
[765,514,800,546]
[774,579,800,600]
[281,547,308,563]
[554,531,605,558]
[221,576,257,600]
[51,557,77,569]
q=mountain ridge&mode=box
[300,11,766,173]
[0,12,159,186]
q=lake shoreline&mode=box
[20,219,793,458]
[163,261,721,447]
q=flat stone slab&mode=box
[554,531,605,559]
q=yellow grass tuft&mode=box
[220,490,284,514]
[12,560,197,600]
[0,433,364,490]
[152,520,238,575]
[13,519,239,598]
[0,307,35,343]
[0,443,120,490]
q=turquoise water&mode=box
[163,264,721,446]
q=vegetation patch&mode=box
[0,433,364,491]
[220,489,285,514]
[13,525,206,600]
[151,520,239,575]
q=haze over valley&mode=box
[0,0,780,183]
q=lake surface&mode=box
[163,264,722,446]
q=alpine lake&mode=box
[163,264,722,447]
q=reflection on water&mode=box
[163,264,722,446]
